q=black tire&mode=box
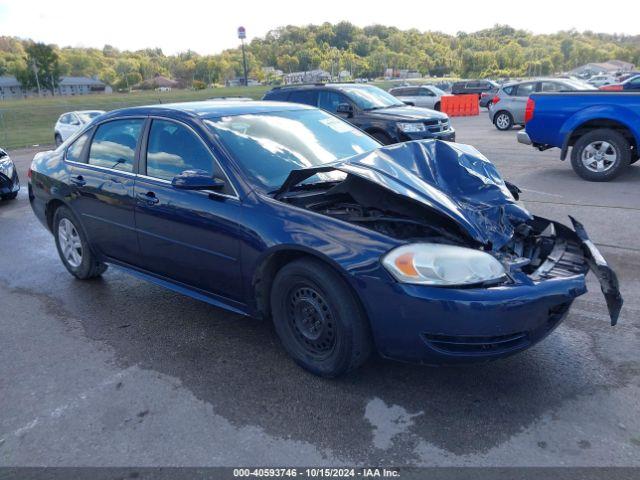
[1,192,18,200]
[270,258,373,377]
[570,129,630,182]
[53,205,107,279]
[54,133,63,146]
[493,111,513,131]
[434,102,441,111]
[370,131,393,145]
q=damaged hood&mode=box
[277,140,532,249]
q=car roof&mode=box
[98,100,313,121]
[271,83,374,92]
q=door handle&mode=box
[70,175,86,187]
[136,191,159,205]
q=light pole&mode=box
[238,26,248,87]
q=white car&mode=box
[54,110,105,145]
[388,85,446,111]
[587,75,616,87]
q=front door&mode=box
[134,118,244,303]
[66,118,144,264]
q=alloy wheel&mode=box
[581,141,618,173]
[58,218,83,268]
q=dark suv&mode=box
[263,83,454,144]
[451,80,499,107]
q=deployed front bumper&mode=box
[357,218,622,364]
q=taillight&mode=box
[492,96,500,105]
[524,98,535,123]
[600,84,623,91]
[27,167,32,179]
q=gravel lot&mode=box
[1,113,639,467]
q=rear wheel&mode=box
[53,206,107,279]
[270,258,373,377]
[570,129,630,181]
[434,102,441,111]
[494,111,513,131]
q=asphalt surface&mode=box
[1,114,639,467]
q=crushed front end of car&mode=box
[274,139,622,363]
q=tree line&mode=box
[1,24,639,92]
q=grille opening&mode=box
[422,331,529,355]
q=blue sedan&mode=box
[28,101,622,377]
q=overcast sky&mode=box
[0,0,638,55]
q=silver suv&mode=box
[489,79,595,130]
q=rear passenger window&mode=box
[65,132,91,163]
[540,81,564,92]
[515,83,536,97]
[288,90,318,106]
[88,119,143,173]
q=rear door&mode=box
[134,118,244,302]
[66,117,145,264]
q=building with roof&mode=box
[1,75,112,99]
[0,76,23,99]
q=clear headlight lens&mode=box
[382,243,506,286]
[0,158,14,179]
[397,122,426,133]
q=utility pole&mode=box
[32,61,41,97]
[238,26,248,87]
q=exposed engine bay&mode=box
[280,174,568,277]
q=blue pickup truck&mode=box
[518,92,640,181]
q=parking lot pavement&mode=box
[1,114,639,467]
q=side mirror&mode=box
[336,103,354,117]
[172,169,225,191]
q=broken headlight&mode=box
[382,243,506,286]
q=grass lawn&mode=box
[0,86,269,149]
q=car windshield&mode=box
[338,85,405,110]
[77,111,103,123]
[205,109,380,192]
[426,86,446,96]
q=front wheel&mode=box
[270,258,373,377]
[370,131,393,145]
[570,129,630,181]
[493,111,513,131]
[55,133,63,146]
[53,206,108,279]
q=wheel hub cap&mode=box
[582,141,617,173]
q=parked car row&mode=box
[54,110,105,145]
